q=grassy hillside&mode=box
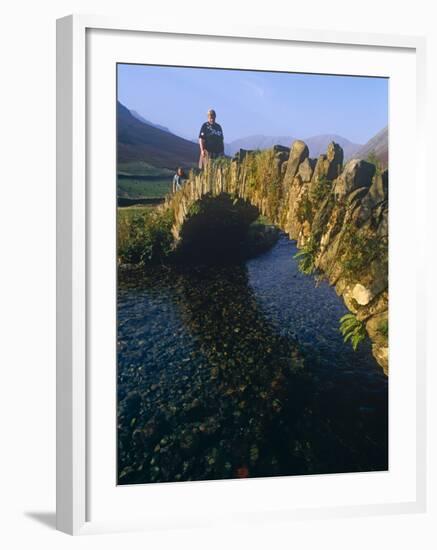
[117,101,199,170]
[117,161,174,201]
[117,176,172,199]
[118,161,173,177]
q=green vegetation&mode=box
[311,178,332,209]
[117,177,172,199]
[266,180,282,222]
[118,207,174,265]
[339,313,367,351]
[118,161,173,177]
[118,205,156,221]
[293,237,319,275]
[244,149,283,222]
[117,161,174,200]
[339,224,388,280]
[296,193,313,224]
[310,176,333,206]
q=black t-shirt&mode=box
[198,121,224,153]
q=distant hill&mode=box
[117,101,199,170]
[130,109,171,134]
[354,127,388,168]
[225,134,362,159]
[305,134,362,159]
[225,135,296,156]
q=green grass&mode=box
[117,177,172,199]
[118,205,157,222]
[117,161,174,199]
[117,161,173,177]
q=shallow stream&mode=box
[117,234,388,484]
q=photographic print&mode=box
[116,64,388,485]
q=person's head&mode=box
[207,109,216,124]
[177,166,184,176]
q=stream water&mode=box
[117,234,388,484]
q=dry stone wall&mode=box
[164,141,389,374]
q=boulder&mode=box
[311,154,327,183]
[372,344,389,375]
[342,287,360,314]
[356,291,388,322]
[352,283,374,306]
[368,169,388,204]
[369,256,388,293]
[273,148,291,178]
[298,157,316,182]
[334,159,375,199]
[325,142,344,180]
[273,144,290,154]
[311,142,344,184]
[283,140,309,188]
[311,194,335,240]
[375,206,388,239]
[235,148,254,161]
[347,186,370,206]
[366,311,388,344]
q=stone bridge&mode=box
[163,141,389,374]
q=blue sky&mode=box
[117,64,388,145]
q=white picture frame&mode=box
[56,14,427,535]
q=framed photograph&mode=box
[56,14,427,535]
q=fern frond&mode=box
[293,250,307,259]
[339,313,367,351]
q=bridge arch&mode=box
[168,146,289,244]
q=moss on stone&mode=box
[296,193,313,224]
[338,223,388,281]
[310,176,333,206]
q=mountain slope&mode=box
[117,101,199,170]
[130,109,171,133]
[354,127,388,168]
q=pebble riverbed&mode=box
[117,234,388,484]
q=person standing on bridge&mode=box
[198,109,225,170]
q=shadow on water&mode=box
[117,236,388,485]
